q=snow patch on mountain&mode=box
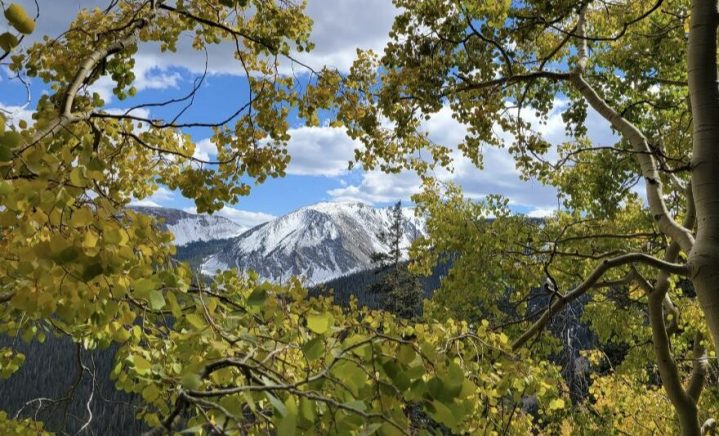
[201,201,424,284]
[131,206,247,246]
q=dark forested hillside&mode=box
[0,336,145,434]
[313,262,450,309]
[174,237,236,272]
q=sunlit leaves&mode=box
[0,411,48,435]
[102,272,566,434]
[4,3,34,35]
[306,311,333,334]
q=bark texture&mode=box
[688,0,719,357]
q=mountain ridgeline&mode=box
[170,201,425,285]
[130,206,246,246]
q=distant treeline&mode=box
[312,261,450,309]
[174,237,236,271]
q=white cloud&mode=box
[286,126,360,176]
[193,138,218,161]
[329,105,562,209]
[195,125,359,173]
[294,0,398,71]
[13,0,397,75]
[329,101,622,211]
[329,170,421,204]
[0,103,34,127]
[130,186,175,207]
[133,55,183,91]
[527,207,558,218]
[129,199,161,207]
[183,206,275,229]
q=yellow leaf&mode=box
[70,206,93,228]
[549,398,565,410]
[82,230,98,248]
[307,312,332,335]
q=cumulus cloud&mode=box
[328,171,421,204]
[329,105,565,209]
[294,0,397,71]
[130,186,176,207]
[527,207,559,218]
[193,138,218,162]
[328,101,620,211]
[285,126,360,176]
[183,206,275,229]
[11,0,397,75]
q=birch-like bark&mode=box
[688,0,719,358]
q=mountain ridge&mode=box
[139,201,424,285]
[202,200,424,284]
[130,205,247,246]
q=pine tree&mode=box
[369,201,423,319]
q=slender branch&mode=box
[568,20,694,253]
[512,253,689,350]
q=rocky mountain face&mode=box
[130,206,246,246]
[200,201,423,284]
[137,202,424,285]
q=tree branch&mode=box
[512,253,689,350]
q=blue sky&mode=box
[1,0,618,229]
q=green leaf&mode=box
[134,278,157,298]
[181,372,203,390]
[52,247,79,264]
[133,355,152,376]
[179,425,205,434]
[148,290,166,310]
[0,131,21,148]
[549,398,565,410]
[4,3,35,34]
[307,312,332,335]
[167,292,182,317]
[141,384,161,402]
[301,337,324,361]
[299,398,315,424]
[0,32,18,51]
[428,400,457,428]
[247,288,267,306]
[265,392,287,417]
[0,144,12,162]
[81,263,104,281]
[70,167,84,186]
[70,207,93,228]
[185,313,206,329]
[276,397,298,435]
[397,344,416,366]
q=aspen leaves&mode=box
[4,4,34,34]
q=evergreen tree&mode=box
[369,201,423,319]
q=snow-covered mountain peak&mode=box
[201,201,425,285]
[131,206,246,246]
[302,200,371,214]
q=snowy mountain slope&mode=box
[201,201,424,284]
[131,206,247,246]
